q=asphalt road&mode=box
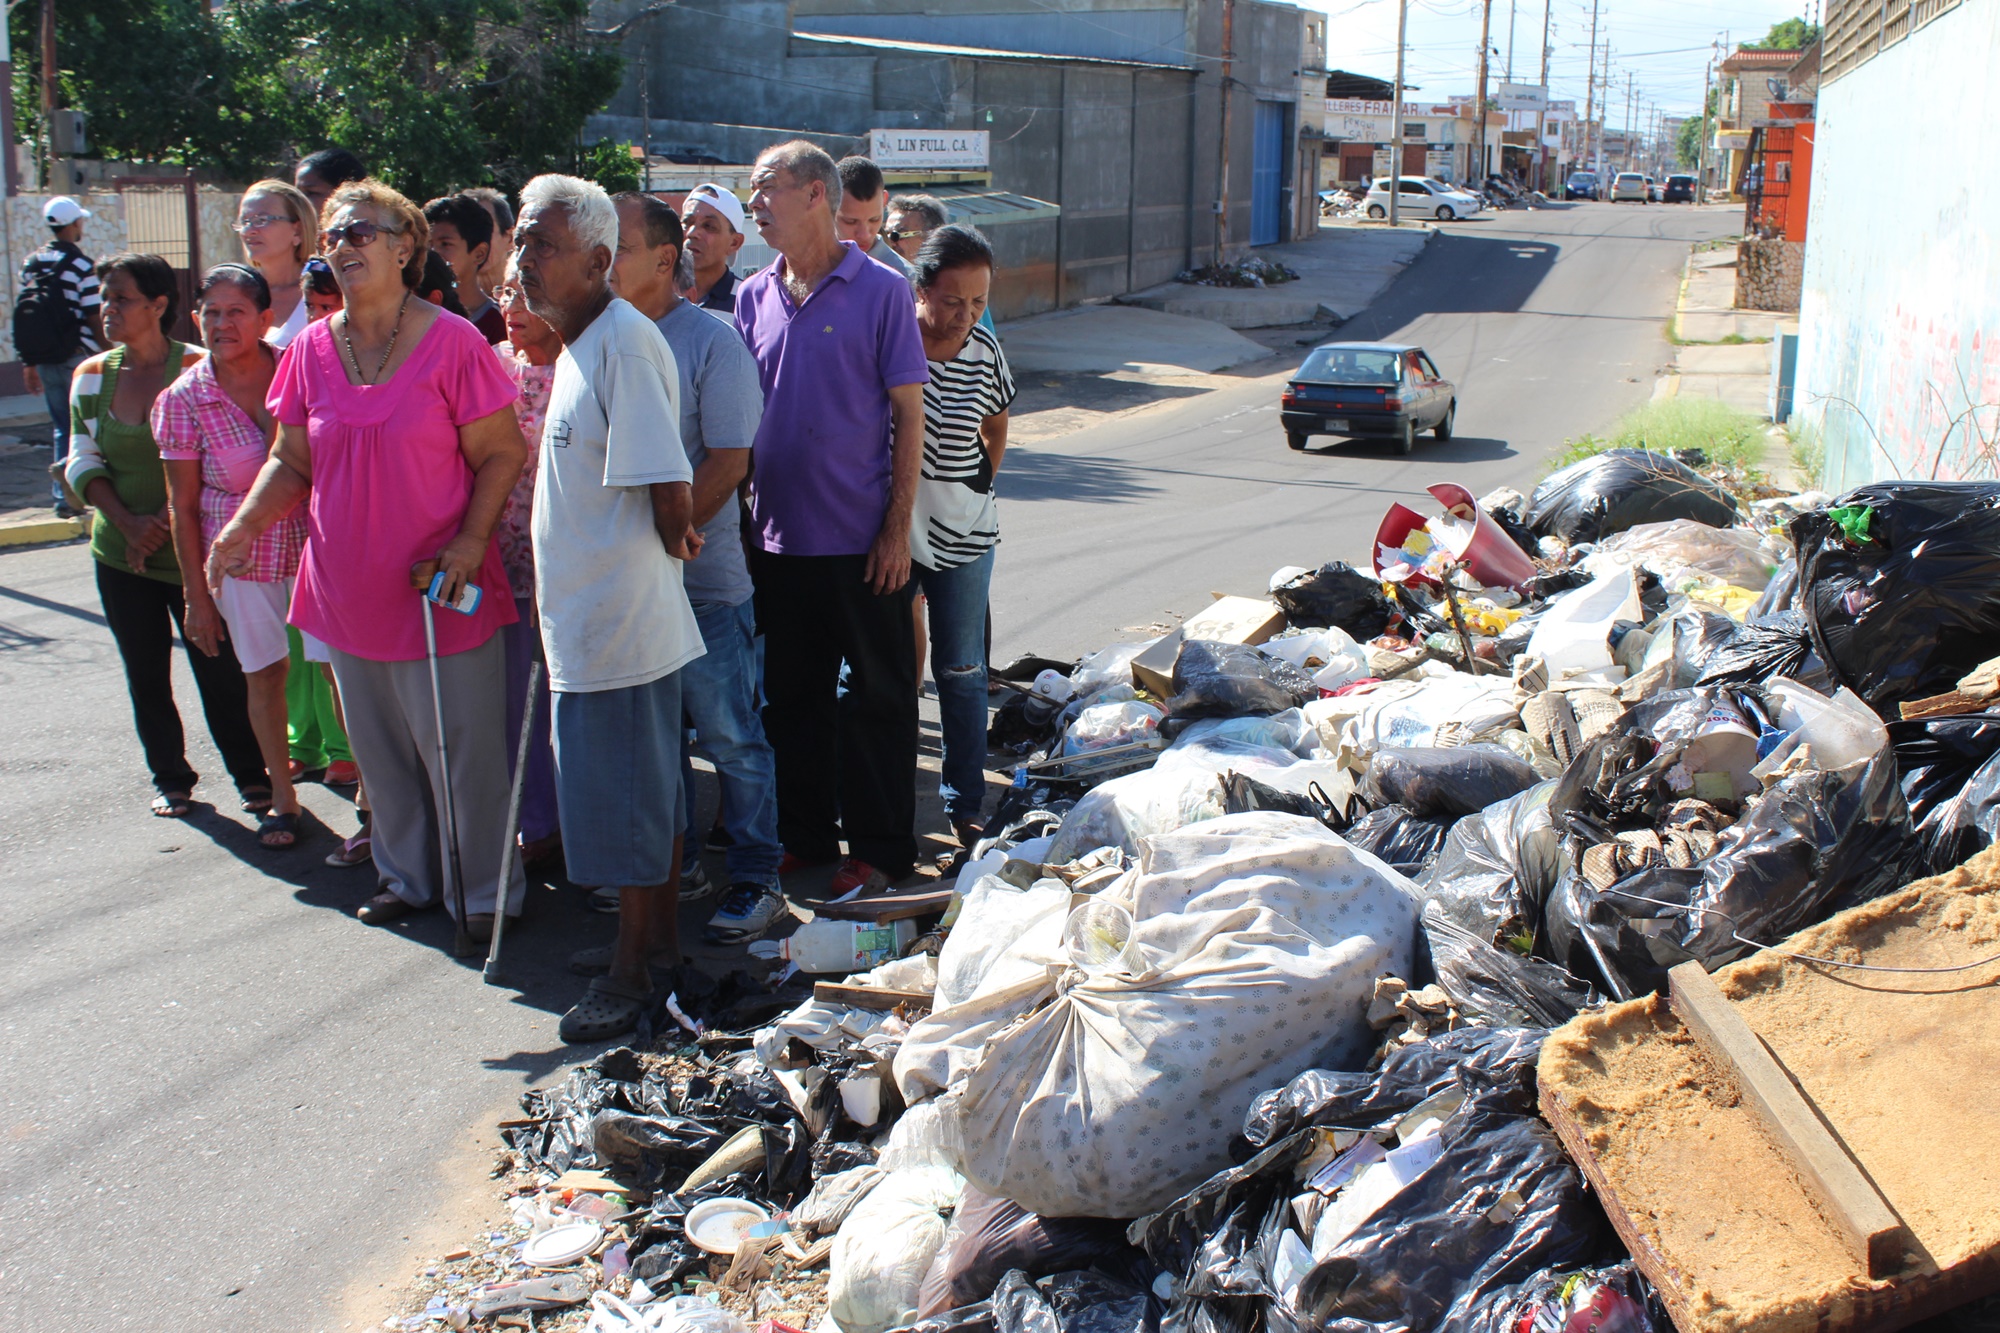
[993,200,1740,657]
[0,200,1732,1332]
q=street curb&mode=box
[1652,374,1682,401]
[0,514,85,547]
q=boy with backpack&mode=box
[16,197,104,516]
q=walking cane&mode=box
[421,592,477,958]
[485,658,541,985]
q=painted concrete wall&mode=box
[793,1,1193,63]
[1795,0,2000,489]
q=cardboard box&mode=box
[1131,595,1287,698]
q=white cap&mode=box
[44,196,91,227]
[682,183,746,234]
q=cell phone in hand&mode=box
[426,572,484,616]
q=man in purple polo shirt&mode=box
[737,139,929,898]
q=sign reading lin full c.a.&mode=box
[869,128,991,169]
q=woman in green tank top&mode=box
[64,253,267,819]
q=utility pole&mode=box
[1506,0,1517,82]
[1533,0,1551,191]
[1474,0,1494,182]
[1215,0,1234,264]
[1582,0,1600,185]
[40,0,56,190]
[1695,42,1716,202]
[1389,0,1407,226]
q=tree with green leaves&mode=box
[16,0,622,200]
[1676,87,1720,176]
[1745,18,1821,50]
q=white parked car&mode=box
[1363,176,1484,221]
[1610,172,1650,203]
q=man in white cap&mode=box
[679,183,748,315]
[18,196,103,516]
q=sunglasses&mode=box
[319,218,399,251]
[883,228,929,241]
[232,212,292,235]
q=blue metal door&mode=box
[1251,99,1289,245]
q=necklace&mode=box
[341,291,411,385]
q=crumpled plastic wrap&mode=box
[1525,448,1739,544]
[1166,640,1317,722]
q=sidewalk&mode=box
[1118,222,1434,328]
[1662,243,1790,419]
[0,392,85,548]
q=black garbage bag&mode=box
[918,1189,1141,1318]
[588,1110,729,1191]
[1751,553,1799,618]
[1888,711,2000,831]
[1271,563,1398,639]
[1165,640,1316,721]
[1457,1262,1669,1333]
[1420,904,1602,1030]
[993,1270,1158,1333]
[898,1303,999,1333]
[1525,449,1739,544]
[1341,805,1456,878]
[1219,771,1343,828]
[1669,607,1743,689]
[1793,481,2000,715]
[504,1047,661,1175]
[1925,751,2000,874]
[1540,688,1925,1000]
[1138,1029,1605,1333]
[1363,746,1538,819]
[1694,611,1832,692]
[1420,783,1565,949]
[1242,1027,1545,1148]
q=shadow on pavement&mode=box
[1304,433,1518,464]
[1337,232,1560,338]
[1001,446,1167,505]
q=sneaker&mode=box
[323,760,361,786]
[588,861,714,914]
[703,882,790,945]
[828,857,891,898]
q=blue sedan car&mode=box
[1279,341,1457,454]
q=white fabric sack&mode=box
[1339,673,1521,758]
[827,1165,965,1333]
[899,813,1418,1219]
[1045,765,1228,863]
[1525,568,1642,675]
[935,873,1074,1009]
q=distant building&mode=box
[588,0,1319,317]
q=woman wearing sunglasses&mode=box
[209,179,530,937]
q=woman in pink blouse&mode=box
[491,257,561,866]
[211,179,529,936]
[158,264,308,849]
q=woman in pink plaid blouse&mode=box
[158,264,308,848]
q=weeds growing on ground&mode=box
[1787,415,1826,487]
[1544,398,1766,474]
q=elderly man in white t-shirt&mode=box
[515,173,707,1043]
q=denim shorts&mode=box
[552,670,686,888]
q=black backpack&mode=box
[13,247,83,365]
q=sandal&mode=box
[239,785,274,813]
[558,975,655,1043]
[257,810,300,850]
[325,826,372,867]
[151,791,192,818]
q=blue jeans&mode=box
[915,548,994,826]
[41,354,83,504]
[680,598,783,886]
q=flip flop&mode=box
[239,785,274,813]
[151,791,192,818]
[558,975,655,1043]
[257,810,301,850]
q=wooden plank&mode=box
[812,982,933,1012]
[813,888,954,923]
[1667,962,1912,1279]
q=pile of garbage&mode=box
[398,463,2000,1333]
[1170,256,1301,288]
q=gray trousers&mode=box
[328,633,526,917]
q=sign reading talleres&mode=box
[869,129,991,170]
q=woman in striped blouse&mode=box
[908,225,1016,849]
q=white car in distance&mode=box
[1363,176,1485,221]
